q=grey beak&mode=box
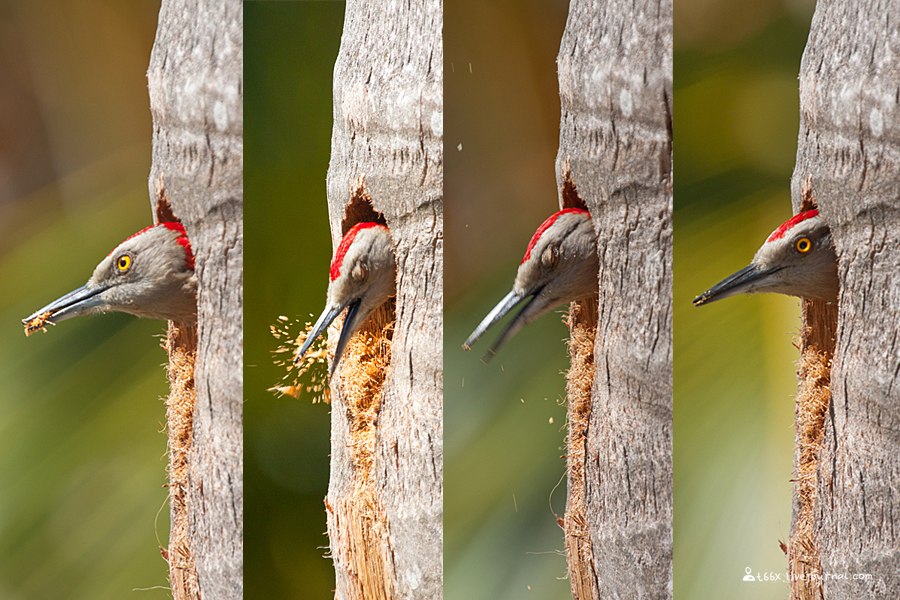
[463,288,540,362]
[22,284,109,327]
[295,298,363,377]
[331,299,361,377]
[693,264,782,306]
[297,303,342,361]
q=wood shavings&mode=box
[326,303,395,600]
[562,297,600,600]
[23,312,53,336]
[269,315,332,404]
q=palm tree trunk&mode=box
[556,0,673,597]
[148,1,244,598]
[789,1,900,598]
[325,1,443,598]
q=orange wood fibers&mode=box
[328,302,396,600]
[788,333,832,600]
[23,311,52,336]
[269,315,331,404]
[786,177,836,600]
[557,165,600,600]
[164,322,200,600]
[564,297,600,600]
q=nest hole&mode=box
[154,176,181,226]
[342,184,388,234]
[561,162,588,212]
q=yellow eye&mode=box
[116,254,132,272]
[795,237,812,253]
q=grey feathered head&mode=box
[23,222,197,333]
[694,209,838,306]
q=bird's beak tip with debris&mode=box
[22,284,108,334]
[691,292,712,307]
[296,298,364,378]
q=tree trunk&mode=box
[325,2,443,599]
[556,0,673,598]
[147,1,243,599]
[790,1,900,598]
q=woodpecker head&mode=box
[296,222,395,376]
[464,208,598,361]
[693,209,838,306]
[23,222,197,332]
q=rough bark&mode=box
[556,0,673,598]
[790,1,900,598]
[325,2,443,599]
[147,1,243,599]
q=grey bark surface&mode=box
[791,0,900,597]
[556,0,673,597]
[326,1,443,599]
[147,1,243,598]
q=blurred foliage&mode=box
[0,2,177,598]
[244,2,342,598]
[674,1,815,598]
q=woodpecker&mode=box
[464,208,598,361]
[22,222,197,333]
[296,222,396,376]
[693,209,838,306]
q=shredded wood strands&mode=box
[269,315,331,404]
[787,345,831,600]
[337,312,393,478]
[327,492,396,600]
[163,322,200,600]
[327,304,396,600]
[787,299,836,600]
[562,297,600,600]
[23,312,53,336]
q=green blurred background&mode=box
[244,2,342,597]
[0,2,178,598]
